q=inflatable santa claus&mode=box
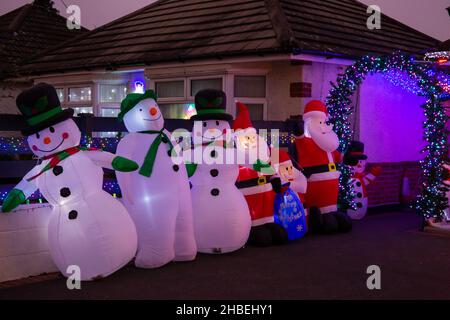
[294,100,352,234]
[234,102,288,246]
[344,141,381,220]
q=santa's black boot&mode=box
[247,225,273,247]
[333,211,353,233]
[321,213,339,234]
[265,223,288,245]
[308,207,324,234]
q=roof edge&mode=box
[7,4,32,32]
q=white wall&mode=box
[359,74,426,162]
[0,204,57,283]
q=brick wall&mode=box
[0,204,57,283]
[366,161,421,207]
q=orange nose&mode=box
[149,107,158,116]
[43,137,51,145]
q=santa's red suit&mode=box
[295,101,342,214]
[233,102,276,227]
[236,167,276,226]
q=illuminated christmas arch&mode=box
[326,51,448,219]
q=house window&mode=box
[68,87,91,102]
[72,106,93,116]
[155,80,184,98]
[234,75,267,120]
[159,103,196,120]
[244,103,264,121]
[234,76,266,98]
[99,84,128,103]
[56,88,64,102]
[190,78,223,97]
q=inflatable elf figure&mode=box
[271,149,308,240]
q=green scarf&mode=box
[26,146,93,182]
[138,130,174,177]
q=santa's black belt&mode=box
[302,163,337,178]
[236,176,272,189]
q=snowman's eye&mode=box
[216,121,219,126]
[203,122,207,127]
[139,109,142,112]
[36,133,40,139]
[49,127,55,133]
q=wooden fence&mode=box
[0,113,301,185]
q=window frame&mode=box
[232,74,268,120]
[154,78,186,102]
[67,86,93,104]
[187,75,225,100]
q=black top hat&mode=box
[191,89,233,121]
[344,140,368,164]
[16,83,74,136]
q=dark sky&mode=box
[1,0,449,40]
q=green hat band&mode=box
[196,108,225,115]
[118,90,158,122]
[27,106,63,126]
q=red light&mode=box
[438,58,449,64]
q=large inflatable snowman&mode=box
[294,100,352,234]
[1,83,138,281]
[187,89,257,254]
[116,90,197,268]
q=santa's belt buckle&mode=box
[257,177,267,185]
[328,163,337,172]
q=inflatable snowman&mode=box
[188,89,257,254]
[1,83,138,281]
[344,141,381,220]
[116,90,197,268]
[294,100,352,234]
[233,102,286,247]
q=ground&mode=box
[0,210,449,300]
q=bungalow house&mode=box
[0,0,445,283]
[0,0,87,115]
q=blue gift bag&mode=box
[274,187,307,240]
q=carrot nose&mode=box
[43,137,51,144]
[149,107,158,116]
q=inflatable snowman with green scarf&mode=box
[1,83,138,281]
[187,89,274,254]
[116,90,197,268]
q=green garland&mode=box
[326,51,448,219]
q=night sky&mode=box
[0,0,449,41]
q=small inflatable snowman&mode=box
[344,141,381,220]
[187,89,254,254]
[116,90,197,268]
[2,83,138,281]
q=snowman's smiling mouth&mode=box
[143,115,161,121]
[34,138,65,153]
[202,133,223,141]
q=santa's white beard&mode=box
[308,126,339,152]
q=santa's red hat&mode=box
[233,101,253,131]
[303,100,328,121]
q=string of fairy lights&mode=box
[327,51,448,219]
